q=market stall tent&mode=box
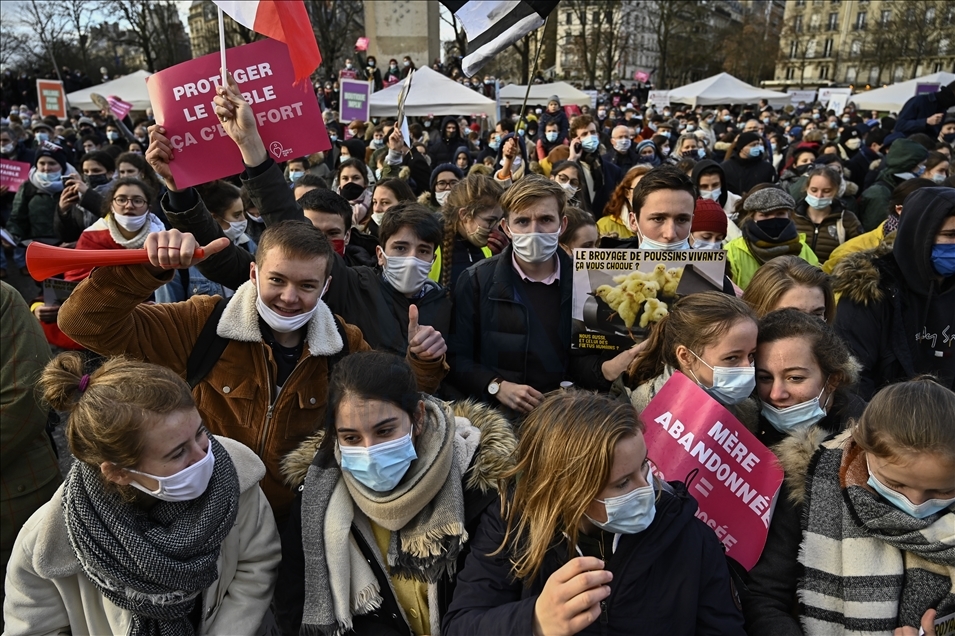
[369,66,497,124]
[497,81,591,107]
[850,72,955,113]
[666,73,789,107]
[66,70,153,111]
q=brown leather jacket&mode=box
[58,264,448,519]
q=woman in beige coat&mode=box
[3,354,280,636]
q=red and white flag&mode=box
[212,0,321,84]
[106,95,133,120]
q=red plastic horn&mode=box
[25,242,205,281]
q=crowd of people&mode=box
[1,61,954,636]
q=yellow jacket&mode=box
[596,215,634,238]
[822,221,886,274]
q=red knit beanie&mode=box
[692,198,727,235]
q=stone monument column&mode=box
[363,1,440,69]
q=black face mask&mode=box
[86,173,110,187]
[755,217,793,239]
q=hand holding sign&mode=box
[143,229,231,273]
[533,557,612,636]
[213,71,267,166]
[146,125,179,192]
[407,304,446,361]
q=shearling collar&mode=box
[217,280,343,356]
[31,436,265,579]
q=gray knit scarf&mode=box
[798,434,955,634]
[300,396,470,636]
[63,436,240,636]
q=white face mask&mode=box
[688,350,756,406]
[700,188,722,201]
[510,230,560,263]
[113,211,149,232]
[254,268,325,333]
[223,219,248,242]
[435,190,451,206]
[380,251,433,295]
[128,440,215,502]
[639,235,690,251]
[559,181,579,198]
[586,471,656,535]
[761,385,829,434]
[694,240,722,250]
[613,138,632,153]
[371,211,385,226]
[511,156,523,171]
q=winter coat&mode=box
[719,154,778,196]
[3,436,281,636]
[793,199,863,262]
[832,187,955,399]
[8,181,59,241]
[579,150,623,217]
[846,145,880,191]
[274,400,517,636]
[427,116,466,166]
[724,234,820,290]
[895,87,955,137]
[603,145,640,172]
[537,109,569,141]
[822,221,886,274]
[57,264,446,520]
[443,480,746,635]
[0,283,62,580]
[857,139,929,231]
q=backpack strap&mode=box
[187,297,229,388]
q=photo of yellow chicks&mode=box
[594,264,684,333]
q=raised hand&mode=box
[407,304,446,361]
[213,70,266,166]
[146,125,179,191]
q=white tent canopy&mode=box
[850,72,955,113]
[666,73,790,107]
[67,70,153,111]
[369,66,497,124]
[497,81,591,108]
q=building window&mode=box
[806,39,817,58]
[823,38,833,57]
[819,66,830,79]
[846,66,857,82]
[934,62,943,73]
[925,7,936,24]
[828,12,838,30]
[790,40,799,58]
[941,38,950,55]
[786,67,796,80]
[795,0,805,5]
[869,66,879,84]
[810,13,821,29]
[566,11,572,25]
[794,15,803,32]
[893,65,904,81]
[850,39,861,56]
[880,10,890,26]
[855,11,866,30]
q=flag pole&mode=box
[516,15,549,136]
[218,7,228,86]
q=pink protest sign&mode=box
[641,372,784,570]
[146,38,329,190]
[0,159,31,192]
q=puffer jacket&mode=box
[3,436,281,636]
[793,198,863,262]
[57,265,445,520]
[832,187,955,399]
[857,139,929,231]
[274,399,517,636]
[724,233,820,290]
[822,221,886,274]
[8,181,60,241]
[443,480,746,635]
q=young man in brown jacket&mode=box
[58,221,447,524]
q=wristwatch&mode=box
[487,378,503,396]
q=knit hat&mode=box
[635,139,656,155]
[548,95,560,106]
[736,131,762,151]
[692,199,727,235]
[742,187,795,216]
[31,120,53,132]
[33,141,68,172]
[429,162,463,193]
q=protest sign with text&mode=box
[36,80,66,119]
[0,159,31,192]
[340,78,371,131]
[642,372,784,570]
[572,248,727,353]
[146,38,329,189]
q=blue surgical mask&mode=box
[639,235,690,251]
[748,145,763,157]
[329,134,338,143]
[761,385,829,434]
[694,240,722,250]
[700,188,721,201]
[660,131,671,139]
[581,135,600,153]
[805,193,833,209]
[586,471,656,535]
[488,137,501,151]
[931,244,955,277]
[340,433,417,492]
[35,169,62,186]
[931,173,947,184]
[697,148,706,159]
[545,131,558,142]
[688,350,756,406]
[36,132,50,143]
[866,459,955,519]
[289,170,304,182]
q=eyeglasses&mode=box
[114,196,147,207]
[434,179,460,192]
[556,174,580,188]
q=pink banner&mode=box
[0,159,31,192]
[641,372,784,570]
[146,38,329,189]
[107,95,133,120]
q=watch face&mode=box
[488,381,500,395]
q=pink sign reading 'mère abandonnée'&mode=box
[641,371,784,570]
[146,38,330,189]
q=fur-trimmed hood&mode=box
[772,427,848,507]
[831,235,895,305]
[217,279,343,356]
[281,399,516,494]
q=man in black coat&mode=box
[427,116,465,166]
[720,131,778,196]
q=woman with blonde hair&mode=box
[431,174,504,290]
[623,291,759,429]
[4,353,280,635]
[443,389,745,634]
[742,254,835,323]
[597,164,652,238]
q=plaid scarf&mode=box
[63,436,240,636]
[798,433,955,634]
